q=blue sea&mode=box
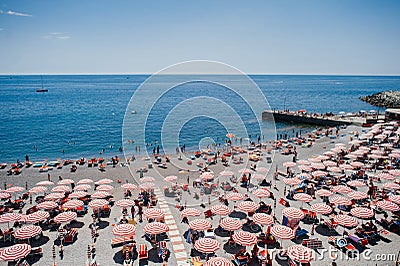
[0,75,399,163]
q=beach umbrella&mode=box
[376,200,400,212]
[350,161,364,168]
[63,199,84,209]
[52,185,70,193]
[54,211,77,223]
[331,185,352,194]
[271,225,295,240]
[219,217,242,231]
[347,191,368,200]
[296,173,312,180]
[308,157,321,163]
[143,208,165,219]
[232,231,257,246]
[252,189,271,199]
[283,178,302,186]
[14,225,42,239]
[253,213,274,226]
[112,224,136,237]
[96,185,113,191]
[164,175,178,182]
[312,171,328,177]
[200,173,214,181]
[204,257,234,266]
[237,201,258,213]
[238,168,254,175]
[219,170,234,176]
[382,183,400,190]
[189,219,212,231]
[347,180,366,187]
[282,207,305,220]
[5,186,24,193]
[315,189,333,198]
[77,179,94,185]
[323,151,335,156]
[21,211,49,224]
[283,162,296,168]
[310,203,332,215]
[293,193,313,203]
[115,199,135,208]
[377,173,394,180]
[317,155,330,161]
[226,133,235,138]
[327,166,342,173]
[299,165,313,172]
[37,201,58,210]
[350,207,374,219]
[194,238,220,253]
[388,195,400,205]
[0,213,22,224]
[334,215,358,227]
[139,182,155,190]
[297,160,311,165]
[0,192,11,199]
[36,181,54,186]
[339,164,353,171]
[121,183,137,190]
[28,186,47,194]
[88,199,108,209]
[330,196,352,205]
[44,193,65,201]
[143,222,169,235]
[96,178,113,185]
[225,192,244,201]
[140,176,155,183]
[74,184,91,191]
[211,205,232,216]
[311,163,325,170]
[68,191,87,199]
[0,244,31,261]
[181,208,202,218]
[91,191,111,199]
[253,174,266,181]
[287,244,314,264]
[57,179,74,185]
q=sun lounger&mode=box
[64,228,78,243]
[27,247,43,258]
[191,256,202,266]
[302,238,323,249]
[17,260,30,266]
[139,244,148,260]
[111,235,135,248]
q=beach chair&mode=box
[16,260,30,266]
[138,244,148,260]
[191,256,202,266]
[27,247,43,258]
[204,210,213,219]
[111,235,135,248]
[64,228,78,243]
[158,241,168,259]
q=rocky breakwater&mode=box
[360,90,400,108]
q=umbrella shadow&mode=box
[112,250,124,264]
[315,224,338,236]
[97,220,109,229]
[26,254,42,265]
[274,250,289,265]
[31,235,50,247]
[223,242,242,254]
[242,224,261,233]
[69,221,84,228]
[214,227,230,237]
[228,210,247,220]
[148,247,170,263]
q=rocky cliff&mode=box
[360,90,400,108]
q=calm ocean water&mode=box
[0,75,399,163]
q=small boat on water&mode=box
[36,76,48,92]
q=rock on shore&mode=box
[360,90,400,107]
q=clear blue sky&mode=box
[0,0,399,74]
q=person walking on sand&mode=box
[47,173,51,181]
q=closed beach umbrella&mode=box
[310,203,332,214]
[347,191,368,200]
[68,191,87,199]
[237,201,258,213]
[91,191,111,199]
[28,186,47,194]
[225,192,244,201]
[252,189,271,199]
[21,211,49,224]
[293,193,313,203]
[282,207,305,220]
[0,244,31,261]
[77,179,94,185]
[271,225,295,240]
[330,196,352,205]
[211,205,232,216]
[383,183,400,190]
[164,175,178,182]
[334,215,358,227]
[52,185,70,193]
[389,195,400,205]
[316,189,333,197]
[115,199,135,208]
[219,217,242,231]
[350,207,374,219]
[54,211,77,223]
[143,222,169,235]
[252,213,274,226]
[181,208,202,218]
[194,238,220,253]
[96,184,113,191]
[287,244,314,263]
[63,199,84,209]
[376,200,400,212]
[74,184,91,191]
[204,257,234,266]
[143,208,165,219]
[232,231,257,246]
[88,199,108,209]
[14,225,42,239]
[57,179,74,185]
[96,178,113,185]
[331,185,352,194]
[37,201,58,210]
[121,183,137,190]
[36,181,54,186]
[189,219,212,231]
[112,224,136,237]
[44,193,65,201]
[347,180,366,187]
[0,213,22,224]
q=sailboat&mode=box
[36,76,48,92]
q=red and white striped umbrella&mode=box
[0,244,31,261]
[330,196,352,205]
[327,166,342,173]
[77,178,94,185]
[96,184,114,191]
[316,189,333,197]
[347,191,368,200]
[293,193,313,203]
[164,175,178,182]
[232,231,257,246]
[312,171,328,177]
[283,162,296,168]
[237,201,258,213]
[5,186,24,193]
[181,208,202,218]
[211,205,232,216]
[389,169,400,177]
[350,161,364,168]
[96,178,113,185]
[350,207,374,219]
[21,211,49,224]
[311,163,325,170]
[36,181,54,186]
[253,213,274,226]
[377,173,394,180]
[189,219,212,231]
[376,200,400,211]
[238,168,254,175]
[253,174,266,181]
[219,170,234,176]
[309,157,321,163]
[28,186,47,194]
[252,189,271,199]
[139,182,155,190]
[63,199,84,209]
[310,203,332,214]
[200,173,214,181]
[0,213,22,223]
[88,199,108,209]
[282,207,305,219]
[143,208,165,219]
[194,238,220,253]
[91,191,111,199]
[283,178,302,186]
[44,193,65,201]
[140,176,155,183]
[323,160,337,167]
[296,173,312,180]
[54,211,77,223]
[204,257,234,266]
[225,192,244,201]
[112,224,136,237]
[219,217,242,231]
[121,183,137,190]
[334,215,358,227]
[37,201,58,210]
[383,183,400,190]
[57,179,74,185]
[68,191,87,199]
[115,199,135,208]
[287,244,314,263]
[389,195,400,205]
[14,225,42,239]
[347,180,366,187]
[52,185,70,193]
[0,192,11,199]
[318,155,330,161]
[297,160,311,165]
[339,164,354,171]
[143,222,169,235]
[331,185,352,194]
[299,165,313,172]
[271,225,295,240]
[74,184,91,191]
